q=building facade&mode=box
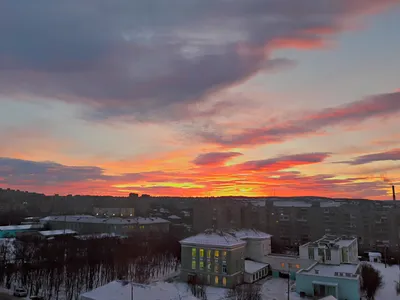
[180,231,246,288]
[299,235,358,265]
[40,215,170,235]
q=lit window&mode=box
[222,251,227,258]
[281,263,285,268]
[215,250,219,258]
[192,248,197,257]
[207,250,211,258]
[215,264,219,273]
[139,225,144,230]
[200,261,204,270]
[192,261,196,269]
[200,249,204,257]
[296,264,300,269]
[215,276,219,285]
[222,277,227,287]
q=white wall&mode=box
[299,245,309,260]
[245,238,271,260]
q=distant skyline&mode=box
[0,1,399,199]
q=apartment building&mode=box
[40,215,170,235]
[192,197,400,253]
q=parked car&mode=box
[13,287,28,297]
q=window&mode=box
[215,276,219,285]
[207,250,211,258]
[200,248,204,258]
[215,250,219,258]
[192,260,196,269]
[295,264,300,269]
[308,247,315,260]
[192,248,197,258]
[222,264,227,274]
[207,263,211,271]
[318,248,324,256]
[281,263,285,268]
[207,275,210,284]
[139,225,144,230]
[200,261,204,270]
[222,251,227,259]
[215,264,219,273]
[326,248,331,261]
[222,277,227,287]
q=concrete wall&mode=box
[296,274,360,300]
[245,238,271,261]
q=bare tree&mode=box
[226,284,261,300]
[360,263,383,300]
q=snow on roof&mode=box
[264,254,315,271]
[180,232,246,248]
[298,263,360,279]
[79,280,197,300]
[168,215,181,220]
[245,260,269,274]
[335,239,356,247]
[0,224,43,231]
[39,229,77,236]
[40,215,169,225]
[368,252,382,257]
[230,229,272,239]
[273,201,312,208]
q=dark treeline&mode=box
[0,232,180,300]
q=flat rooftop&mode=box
[245,260,269,274]
[39,229,77,236]
[298,263,360,279]
[180,232,246,248]
[0,224,43,231]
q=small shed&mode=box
[368,252,382,263]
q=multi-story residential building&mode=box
[180,229,272,288]
[299,235,358,265]
[40,215,170,235]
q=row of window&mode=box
[191,260,228,273]
[192,248,227,259]
[308,247,331,261]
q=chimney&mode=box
[393,185,396,201]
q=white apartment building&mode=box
[299,235,358,265]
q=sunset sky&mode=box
[0,0,399,199]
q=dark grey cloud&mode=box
[200,91,400,147]
[344,148,400,165]
[0,157,107,185]
[192,151,243,166]
[0,0,397,121]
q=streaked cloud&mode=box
[344,148,400,165]
[200,91,400,147]
[192,152,243,166]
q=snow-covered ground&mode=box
[372,262,400,300]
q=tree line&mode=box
[0,232,180,300]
